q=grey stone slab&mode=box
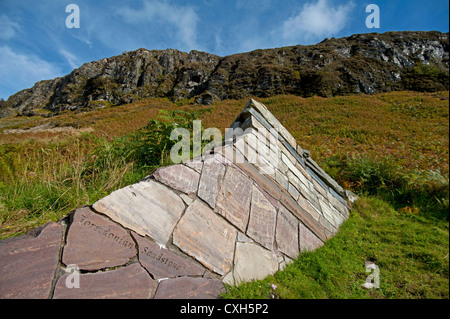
[275,205,299,259]
[183,158,203,173]
[154,277,225,299]
[173,200,237,275]
[215,166,253,232]
[305,157,345,197]
[92,180,185,246]
[329,187,349,208]
[282,140,305,167]
[153,164,200,195]
[247,185,277,250]
[233,242,279,284]
[306,166,329,191]
[53,263,155,299]
[297,193,321,221]
[197,158,226,208]
[319,199,345,228]
[244,99,297,149]
[288,183,300,200]
[312,177,329,199]
[62,207,136,271]
[299,222,324,252]
[279,190,327,243]
[0,222,64,299]
[275,170,289,190]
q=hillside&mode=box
[2,31,449,117]
[0,91,448,298]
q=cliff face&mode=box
[5,31,449,116]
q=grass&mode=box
[223,196,449,299]
[0,91,448,298]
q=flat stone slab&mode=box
[232,242,279,284]
[154,277,225,299]
[215,166,253,232]
[53,263,156,299]
[197,158,226,208]
[153,164,200,195]
[132,232,205,279]
[275,205,299,259]
[92,180,185,246]
[173,200,237,275]
[299,222,324,252]
[246,185,277,250]
[0,222,64,299]
[62,207,136,271]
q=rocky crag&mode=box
[0,99,355,299]
[3,31,449,117]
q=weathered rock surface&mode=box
[173,200,237,276]
[62,206,136,271]
[0,222,64,299]
[53,263,156,299]
[132,232,205,280]
[232,242,279,284]
[5,31,448,116]
[215,166,253,232]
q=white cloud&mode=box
[0,15,20,40]
[281,0,354,43]
[0,46,61,98]
[118,0,200,50]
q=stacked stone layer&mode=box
[0,99,352,299]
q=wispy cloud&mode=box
[281,0,355,43]
[0,15,20,40]
[0,46,61,98]
[118,0,201,50]
[59,48,81,70]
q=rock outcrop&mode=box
[5,31,448,116]
[0,99,355,299]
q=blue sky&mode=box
[0,0,448,99]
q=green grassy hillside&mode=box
[0,91,448,298]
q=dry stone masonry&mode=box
[0,99,354,299]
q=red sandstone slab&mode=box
[53,263,156,299]
[299,221,324,252]
[173,200,237,275]
[154,277,225,299]
[62,207,136,271]
[215,166,253,232]
[197,158,226,209]
[0,222,64,299]
[132,232,205,279]
[246,185,277,250]
[275,205,299,259]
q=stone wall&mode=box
[0,99,354,299]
